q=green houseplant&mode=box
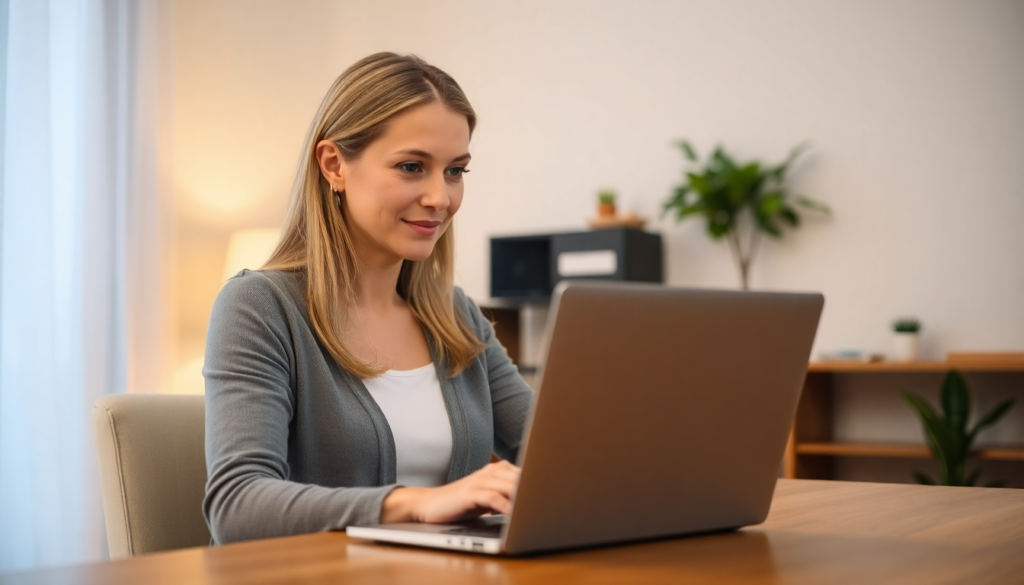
[903,370,1015,486]
[661,141,829,289]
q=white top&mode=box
[363,363,453,487]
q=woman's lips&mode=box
[403,219,442,236]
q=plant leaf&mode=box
[941,370,970,435]
[688,172,713,196]
[911,471,936,485]
[903,392,965,485]
[754,213,783,238]
[678,140,698,162]
[969,399,1015,442]
[707,221,730,239]
[964,468,982,487]
[661,185,692,217]
[757,192,784,216]
[794,195,831,215]
[770,142,809,182]
[675,204,707,220]
[711,146,736,174]
[725,163,760,207]
[779,206,800,227]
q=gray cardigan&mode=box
[202,269,534,545]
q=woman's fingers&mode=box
[477,490,511,515]
[489,461,521,482]
[477,461,520,490]
[404,461,523,524]
[471,477,517,498]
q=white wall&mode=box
[331,0,1024,359]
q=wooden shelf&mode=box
[796,442,1024,461]
[786,357,1024,484]
[808,356,1024,373]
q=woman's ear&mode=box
[316,140,346,192]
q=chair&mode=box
[92,394,210,558]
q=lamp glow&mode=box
[222,228,281,281]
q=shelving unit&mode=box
[784,354,1024,481]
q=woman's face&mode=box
[336,101,471,268]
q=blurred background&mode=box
[171,0,1024,393]
[1,0,1022,573]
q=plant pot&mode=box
[892,333,921,362]
[598,202,616,218]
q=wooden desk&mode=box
[4,479,1023,585]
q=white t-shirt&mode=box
[363,363,453,487]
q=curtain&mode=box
[0,0,173,572]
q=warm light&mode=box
[223,228,281,281]
[171,355,206,395]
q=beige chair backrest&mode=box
[92,394,210,558]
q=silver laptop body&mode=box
[347,281,824,555]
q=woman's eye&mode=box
[446,166,469,178]
[399,162,422,173]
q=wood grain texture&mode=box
[797,442,1024,460]
[808,359,1024,373]
[3,479,1022,585]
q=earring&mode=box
[335,193,341,207]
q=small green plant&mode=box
[661,141,829,290]
[893,318,921,333]
[597,189,616,205]
[903,370,1015,486]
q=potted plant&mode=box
[661,141,829,290]
[597,189,617,218]
[903,370,1015,486]
[892,318,921,362]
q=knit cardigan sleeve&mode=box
[453,288,535,463]
[202,274,398,544]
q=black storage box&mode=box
[490,228,663,301]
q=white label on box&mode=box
[557,250,618,277]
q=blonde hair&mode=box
[263,52,485,379]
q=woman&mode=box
[203,53,534,545]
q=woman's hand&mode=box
[381,460,521,524]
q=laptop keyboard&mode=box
[441,523,504,538]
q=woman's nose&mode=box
[420,172,451,210]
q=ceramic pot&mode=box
[598,202,616,218]
[892,333,921,362]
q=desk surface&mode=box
[4,479,1023,585]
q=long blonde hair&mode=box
[263,52,485,379]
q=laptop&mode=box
[347,281,824,555]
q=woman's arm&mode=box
[203,273,398,544]
[456,289,536,462]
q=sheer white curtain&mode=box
[0,0,173,572]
